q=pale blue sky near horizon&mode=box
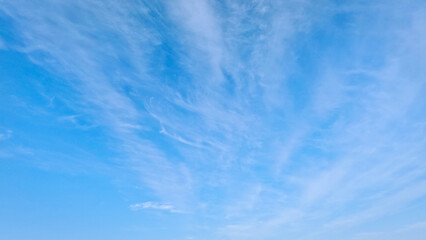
[1,0,426,239]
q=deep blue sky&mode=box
[1,0,426,239]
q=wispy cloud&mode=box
[1,0,425,239]
[129,201,183,213]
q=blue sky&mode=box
[1,0,426,239]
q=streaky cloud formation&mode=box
[130,201,183,213]
[0,0,425,239]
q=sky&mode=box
[0,0,426,239]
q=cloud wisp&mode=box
[129,202,183,213]
[1,0,426,239]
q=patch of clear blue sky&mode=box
[1,0,426,239]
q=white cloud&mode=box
[129,202,183,213]
[1,0,425,239]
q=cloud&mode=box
[1,0,425,239]
[0,0,194,207]
[129,202,183,213]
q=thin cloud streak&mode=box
[130,201,184,213]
